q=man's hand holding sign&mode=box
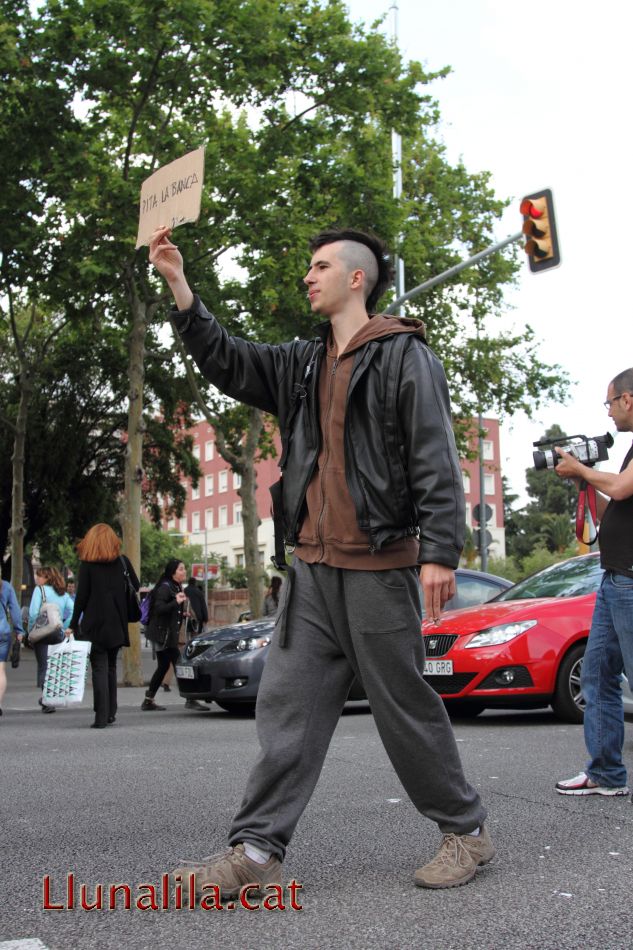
[136,147,205,250]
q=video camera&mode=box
[532,432,614,471]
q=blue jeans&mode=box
[581,571,633,787]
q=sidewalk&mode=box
[3,642,188,713]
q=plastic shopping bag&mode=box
[43,637,92,707]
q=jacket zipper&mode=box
[315,357,339,561]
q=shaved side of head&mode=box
[335,240,379,304]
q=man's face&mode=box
[303,242,353,317]
[605,383,633,432]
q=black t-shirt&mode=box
[598,442,633,578]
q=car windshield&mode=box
[493,556,604,601]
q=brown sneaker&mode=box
[414,825,495,889]
[172,843,282,900]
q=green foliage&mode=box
[225,564,268,590]
[485,556,523,585]
[488,544,578,585]
[139,520,210,586]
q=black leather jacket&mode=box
[172,296,465,569]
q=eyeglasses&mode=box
[604,393,630,409]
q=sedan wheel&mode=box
[552,643,586,724]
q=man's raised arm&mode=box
[149,226,194,312]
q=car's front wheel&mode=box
[552,643,586,724]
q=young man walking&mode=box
[149,225,494,892]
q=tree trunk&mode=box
[120,273,146,686]
[240,407,264,617]
[9,362,32,600]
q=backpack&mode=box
[140,594,152,626]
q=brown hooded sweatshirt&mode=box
[295,313,426,570]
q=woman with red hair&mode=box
[67,524,139,729]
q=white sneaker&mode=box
[556,771,629,796]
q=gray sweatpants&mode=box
[228,558,486,860]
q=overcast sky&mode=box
[346,0,632,504]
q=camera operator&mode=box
[554,367,633,798]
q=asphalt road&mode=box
[1,647,632,950]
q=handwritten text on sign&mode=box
[136,147,205,248]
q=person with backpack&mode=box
[142,559,208,712]
[28,567,74,714]
[0,579,25,717]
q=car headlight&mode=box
[221,635,271,654]
[465,620,537,649]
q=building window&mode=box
[234,503,242,524]
[192,482,200,501]
[258,550,265,564]
[233,472,242,490]
[218,470,228,493]
[462,471,471,494]
[465,502,471,527]
[192,511,200,532]
[167,517,175,530]
[205,509,213,530]
[205,474,214,496]
[236,553,245,567]
[483,440,494,461]
[192,444,200,460]
[179,516,187,533]
[219,505,228,527]
[205,440,214,461]
[484,474,495,496]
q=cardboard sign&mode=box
[135,147,205,248]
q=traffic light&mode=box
[520,188,560,273]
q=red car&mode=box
[422,553,605,723]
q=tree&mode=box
[3,0,570,666]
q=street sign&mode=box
[472,503,493,525]
[192,563,219,581]
[473,528,493,550]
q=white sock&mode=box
[467,827,481,837]
[243,842,271,864]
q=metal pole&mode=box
[390,2,405,314]
[385,231,523,314]
[204,526,209,605]
[477,410,488,572]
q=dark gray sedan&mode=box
[175,567,511,713]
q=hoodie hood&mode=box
[339,313,426,356]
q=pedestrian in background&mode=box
[143,560,209,712]
[184,576,208,637]
[28,567,73,714]
[263,576,282,617]
[0,579,25,717]
[66,524,139,729]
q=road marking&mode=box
[0,941,51,950]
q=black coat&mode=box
[173,295,465,568]
[70,556,140,649]
[184,582,208,623]
[147,580,184,650]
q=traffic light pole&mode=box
[384,230,523,313]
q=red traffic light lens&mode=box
[520,198,544,219]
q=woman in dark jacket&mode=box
[66,523,139,729]
[142,559,187,711]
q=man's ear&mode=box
[350,268,364,291]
